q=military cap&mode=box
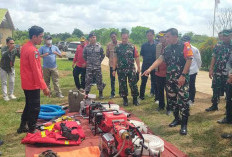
[45,35,52,40]
[181,35,191,42]
[88,32,96,38]
[157,31,166,37]
[222,29,231,36]
[80,36,85,42]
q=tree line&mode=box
[12,26,218,70]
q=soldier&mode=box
[205,29,232,112]
[83,32,105,98]
[112,29,140,106]
[106,32,121,98]
[143,28,193,135]
[217,30,232,124]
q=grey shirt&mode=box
[83,43,105,69]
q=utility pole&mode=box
[213,0,220,36]
[213,0,216,36]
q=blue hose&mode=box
[39,104,65,120]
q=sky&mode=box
[1,0,232,36]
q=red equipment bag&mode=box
[21,121,85,145]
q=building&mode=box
[0,8,15,47]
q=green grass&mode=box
[0,58,232,157]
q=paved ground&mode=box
[102,58,213,95]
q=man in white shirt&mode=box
[182,35,202,106]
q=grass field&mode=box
[0,58,232,157]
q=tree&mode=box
[209,8,232,35]
[89,28,120,45]
[130,26,150,46]
[199,37,217,70]
[72,28,84,38]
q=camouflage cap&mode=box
[229,28,232,34]
[88,32,96,38]
[222,29,231,36]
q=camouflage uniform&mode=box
[162,41,192,116]
[211,42,232,106]
[115,43,139,97]
[83,43,105,92]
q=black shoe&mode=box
[221,133,232,139]
[123,97,128,106]
[85,91,89,95]
[205,105,218,112]
[133,97,140,106]
[169,119,181,127]
[99,91,104,99]
[217,118,232,124]
[17,121,28,134]
[139,96,144,100]
[180,116,188,135]
[109,95,115,99]
[156,107,164,111]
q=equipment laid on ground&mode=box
[68,89,85,112]
[22,118,85,145]
[39,150,59,157]
[39,104,66,120]
[80,94,96,117]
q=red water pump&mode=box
[101,121,146,157]
[90,109,128,135]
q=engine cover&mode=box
[99,111,127,132]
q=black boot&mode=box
[99,91,104,99]
[133,97,140,106]
[17,121,28,134]
[180,116,188,135]
[28,122,37,133]
[123,97,128,106]
[205,103,218,112]
[85,91,89,95]
[169,111,181,127]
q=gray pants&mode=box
[43,67,62,95]
[85,68,105,92]
[1,68,15,97]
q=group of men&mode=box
[71,28,203,135]
[1,25,232,137]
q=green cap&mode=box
[222,29,231,36]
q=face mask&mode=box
[46,40,52,44]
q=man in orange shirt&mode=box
[143,28,193,135]
[17,26,50,134]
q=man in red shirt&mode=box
[155,31,172,115]
[17,26,50,134]
[72,37,86,89]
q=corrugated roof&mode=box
[0,8,7,24]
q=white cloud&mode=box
[0,0,231,36]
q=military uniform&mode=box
[162,41,193,117]
[115,43,139,98]
[83,43,105,93]
[210,42,232,108]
